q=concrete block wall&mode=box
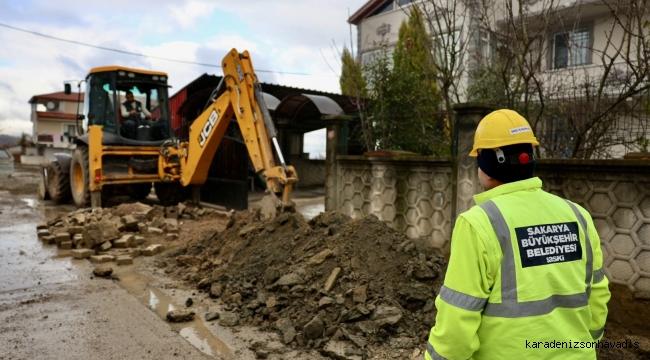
[537,160,650,292]
[324,105,650,291]
[335,156,454,252]
[333,156,650,291]
[290,157,326,187]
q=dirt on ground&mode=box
[157,210,446,359]
[24,159,650,360]
[156,209,650,360]
[0,164,40,195]
[597,286,650,360]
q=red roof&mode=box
[348,0,386,25]
[29,91,85,104]
[35,111,78,120]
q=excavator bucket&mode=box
[258,190,295,222]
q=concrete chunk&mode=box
[134,236,146,245]
[41,235,56,245]
[129,248,141,258]
[90,255,115,264]
[323,267,342,292]
[137,223,147,233]
[67,226,84,235]
[114,235,134,249]
[166,233,178,241]
[165,206,179,219]
[72,249,94,259]
[98,241,112,252]
[73,213,86,225]
[54,232,71,245]
[142,244,163,256]
[60,241,72,250]
[122,215,138,230]
[116,256,133,266]
[37,222,48,230]
[148,227,163,234]
[37,229,50,238]
[72,233,84,245]
[85,219,120,244]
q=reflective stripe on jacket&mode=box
[425,177,610,360]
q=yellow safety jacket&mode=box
[425,177,610,360]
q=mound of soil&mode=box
[167,211,447,357]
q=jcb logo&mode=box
[199,110,219,147]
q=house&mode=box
[28,91,84,162]
[348,0,650,159]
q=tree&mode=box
[351,6,448,156]
[339,46,367,98]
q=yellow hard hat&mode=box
[469,109,539,157]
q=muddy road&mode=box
[0,166,330,360]
[0,191,210,359]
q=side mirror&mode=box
[64,83,72,95]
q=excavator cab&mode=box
[79,67,172,144]
[47,66,183,208]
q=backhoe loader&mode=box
[39,49,297,215]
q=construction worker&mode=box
[424,109,610,359]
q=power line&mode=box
[0,22,334,77]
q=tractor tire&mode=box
[127,183,152,200]
[47,161,71,204]
[154,182,190,206]
[38,165,50,200]
[70,145,91,208]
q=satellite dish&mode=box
[46,101,56,110]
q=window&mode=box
[361,47,395,69]
[477,29,492,62]
[432,29,462,70]
[370,0,393,17]
[398,0,416,5]
[63,124,77,137]
[552,28,590,69]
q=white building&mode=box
[28,91,84,162]
[348,0,650,158]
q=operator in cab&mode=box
[121,91,151,139]
[120,91,168,140]
[424,109,610,360]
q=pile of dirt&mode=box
[165,210,447,358]
[597,286,650,360]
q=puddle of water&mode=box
[298,203,324,220]
[18,196,77,220]
[22,198,37,208]
[118,271,234,359]
[0,223,78,294]
[181,327,216,357]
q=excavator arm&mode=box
[158,49,297,212]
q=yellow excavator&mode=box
[40,49,297,214]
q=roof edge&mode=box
[348,0,386,25]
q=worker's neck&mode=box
[482,180,504,191]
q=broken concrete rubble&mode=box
[93,265,113,277]
[36,201,215,268]
[166,309,194,323]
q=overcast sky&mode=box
[0,0,367,156]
